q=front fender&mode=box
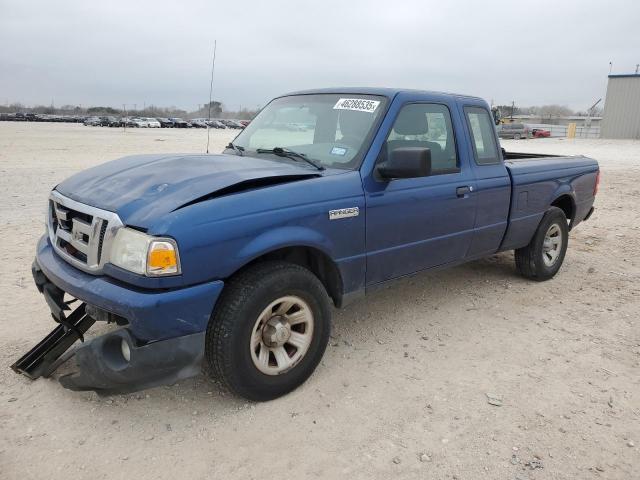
[160,171,366,289]
[236,226,335,265]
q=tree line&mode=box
[0,100,259,120]
[494,104,603,118]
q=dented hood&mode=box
[55,153,321,226]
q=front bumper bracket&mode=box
[11,302,95,379]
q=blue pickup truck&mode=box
[13,88,599,400]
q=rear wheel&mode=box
[205,261,331,401]
[514,133,522,140]
[515,207,568,281]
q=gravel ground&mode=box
[0,123,638,479]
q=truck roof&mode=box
[283,86,484,102]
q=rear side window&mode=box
[464,106,499,165]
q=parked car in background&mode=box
[498,123,530,139]
[100,116,117,127]
[0,113,86,123]
[238,120,251,127]
[208,119,227,129]
[129,118,149,128]
[120,117,138,128]
[144,117,161,128]
[532,128,551,138]
[169,117,191,128]
[83,116,101,126]
[220,119,243,129]
[156,118,174,128]
[190,119,208,128]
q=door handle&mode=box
[456,186,472,197]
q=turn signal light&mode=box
[147,241,179,275]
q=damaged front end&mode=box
[11,262,96,380]
[11,259,210,395]
[57,326,205,395]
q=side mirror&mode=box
[377,147,432,179]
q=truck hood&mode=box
[55,153,322,226]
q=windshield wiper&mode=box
[226,142,244,156]
[255,147,325,171]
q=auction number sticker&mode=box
[333,98,380,113]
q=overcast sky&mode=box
[1,0,638,111]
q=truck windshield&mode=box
[231,94,387,169]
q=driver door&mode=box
[363,101,477,285]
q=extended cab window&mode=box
[465,107,499,165]
[384,103,458,174]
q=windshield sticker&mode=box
[333,98,380,113]
[331,146,347,156]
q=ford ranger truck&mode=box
[12,88,599,401]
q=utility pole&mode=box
[206,40,218,154]
[510,101,515,121]
[123,104,127,132]
[636,64,639,74]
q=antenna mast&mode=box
[206,40,217,154]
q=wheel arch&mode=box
[242,245,344,307]
[550,193,576,227]
[226,227,345,307]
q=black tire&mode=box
[515,206,569,281]
[205,261,332,401]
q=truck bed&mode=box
[503,151,561,160]
[504,152,598,179]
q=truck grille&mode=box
[47,191,123,274]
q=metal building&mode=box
[601,74,640,139]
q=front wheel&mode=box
[205,261,331,401]
[515,206,568,281]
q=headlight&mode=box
[109,227,181,276]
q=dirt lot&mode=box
[0,123,638,479]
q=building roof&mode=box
[608,74,640,79]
